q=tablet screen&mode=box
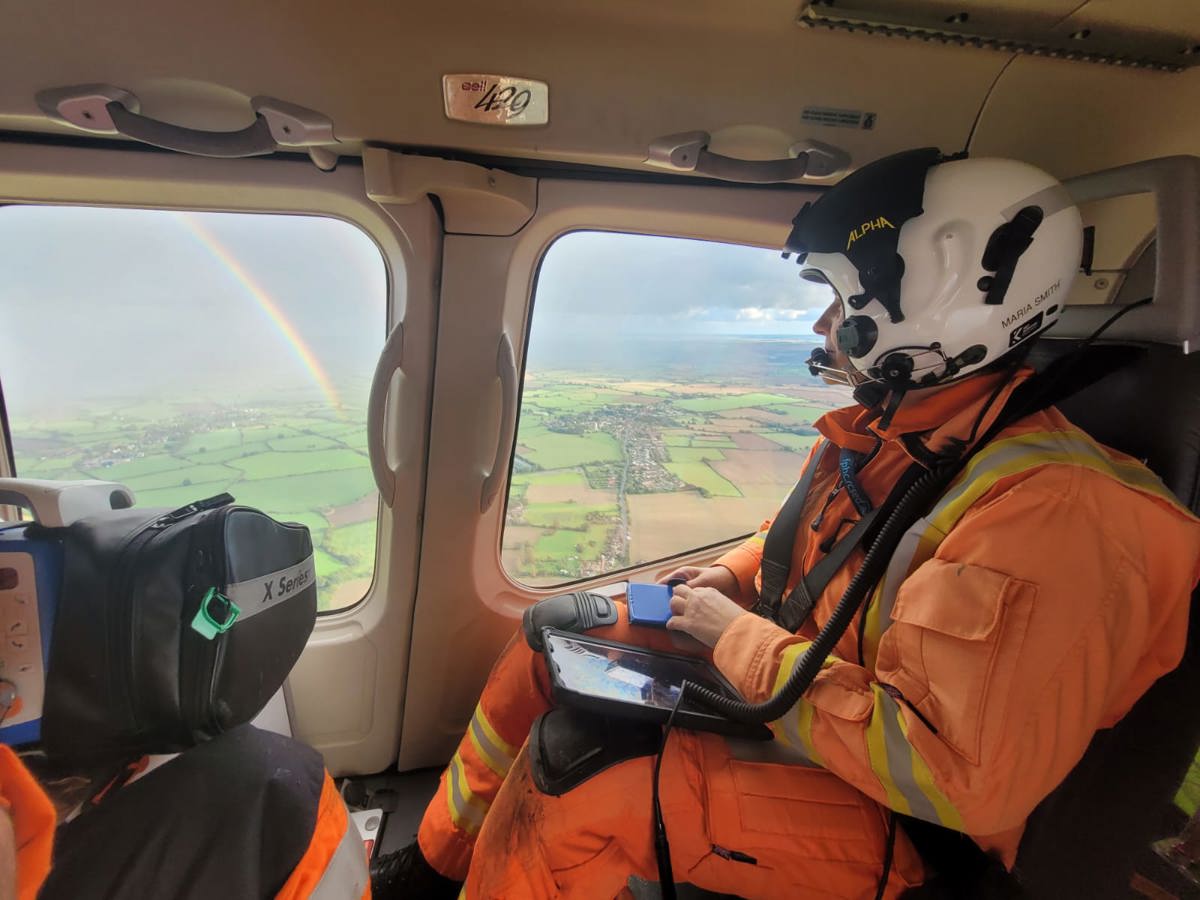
[545,632,734,711]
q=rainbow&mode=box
[175,212,343,412]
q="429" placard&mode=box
[442,74,549,126]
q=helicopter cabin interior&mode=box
[1,0,1200,897]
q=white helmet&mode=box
[784,148,1083,391]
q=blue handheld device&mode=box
[627,582,675,628]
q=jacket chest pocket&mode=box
[875,557,1037,766]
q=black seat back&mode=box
[1014,339,1200,897]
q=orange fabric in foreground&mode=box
[0,744,55,900]
[274,771,369,899]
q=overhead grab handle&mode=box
[367,323,406,508]
[644,131,850,183]
[481,333,519,514]
[35,84,341,170]
[106,101,276,158]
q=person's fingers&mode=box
[658,566,699,585]
[665,616,684,631]
[670,594,687,615]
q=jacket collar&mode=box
[815,367,1034,462]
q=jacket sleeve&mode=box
[712,468,1200,849]
[712,521,770,608]
[713,439,826,607]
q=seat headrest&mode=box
[1027,339,1200,512]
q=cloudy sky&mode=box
[0,206,386,417]
[0,208,830,419]
[535,230,833,338]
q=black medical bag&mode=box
[39,493,317,764]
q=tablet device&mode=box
[627,582,673,628]
[542,628,772,740]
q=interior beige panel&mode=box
[397,177,816,770]
[1,0,1006,175]
[0,143,440,776]
[1059,0,1200,38]
[971,59,1200,178]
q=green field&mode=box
[135,479,238,508]
[184,442,272,464]
[179,428,243,454]
[673,393,798,413]
[662,462,741,497]
[229,448,368,479]
[667,447,726,463]
[233,469,375,511]
[523,501,617,529]
[512,469,591,490]
[519,429,623,469]
[757,431,820,452]
[84,455,190,480]
[12,398,379,612]
[123,464,240,491]
[269,435,340,452]
[11,369,836,602]
[534,523,611,560]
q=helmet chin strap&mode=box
[853,381,907,431]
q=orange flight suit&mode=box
[0,744,55,900]
[420,368,1200,898]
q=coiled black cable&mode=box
[680,459,960,724]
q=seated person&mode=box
[372,149,1200,898]
[29,724,367,900]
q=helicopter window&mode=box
[502,229,844,587]
[0,205,388,613]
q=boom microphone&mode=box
[806,347,835,377]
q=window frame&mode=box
[463,176,822,618]
[0,201,389,615]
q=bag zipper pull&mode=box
[153,493,235,528]
[711,844,758,865]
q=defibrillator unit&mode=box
[0,479,135,746]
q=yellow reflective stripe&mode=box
[895,698,964,832]
[934,431,1185,532]
[467,704,517,779]
[865,686,963,830]
[446,752,488,836]
[476,704,519,759]
[769,642,827,766]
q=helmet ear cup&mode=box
[835,315,879,358]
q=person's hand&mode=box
[657,565,740,599]
[666,584,748,648]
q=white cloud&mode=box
[736,307,810,321]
